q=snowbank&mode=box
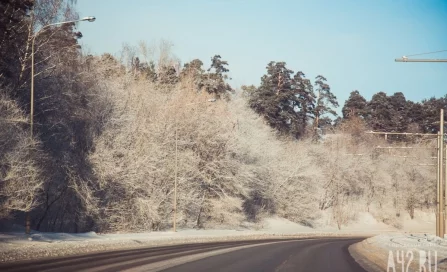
[0,216,367,262]
[0,212,439,263]
[350,233,447,271]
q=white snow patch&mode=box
[261,217,315,234]
[351,233,447,271]
[0,211,441,263]
[401,210,436,234]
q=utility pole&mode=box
[437,131,441,237]
[440,109,445,237]
[173,122,178,232]
[366,129,444,236]
[26,16,96,235]
[395,55,447,237]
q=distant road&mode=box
[0,237,367,272]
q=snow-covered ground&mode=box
[350,233,447,271]
[0,211,440,263]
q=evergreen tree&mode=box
[406,101,424,133]
[342,90,368,119]
[180,59,204,90]
[293,71,315,135]
[388,92,408,132]
[249,61,309,138]
[202,55,233,99]
[140,61,157,82]
[367,92,393,132]
[182,59,204,75]
[420,96,447,133]
[312,75,338,128]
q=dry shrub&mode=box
[310,117,437,229]
[88,67,247,231]
[231,96,321,226]
[0,91,44,218]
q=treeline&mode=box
[243,63,446,140]
[341,90,447,135]
[0,0,439,233]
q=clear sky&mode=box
[76,0,447,109]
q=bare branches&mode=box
[0,91,44,218]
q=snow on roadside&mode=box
[350,233,447,271]
[0,212,438,263]
[0,216,373,263]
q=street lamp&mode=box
[26,16,96,235]
[172,98,216,232]
[30,16,96,137]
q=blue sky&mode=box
[76,0,447,110]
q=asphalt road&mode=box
[161,238,367,272]
[0,237,368,272]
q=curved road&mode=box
[0,237,368,272]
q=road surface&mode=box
[0,237,368,272]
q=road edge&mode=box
[348,238,387,272]
[1,234,368,263]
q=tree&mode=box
[388,92,409,133]
[293,71,316,136]
[420,96,447,133]
[0,0,33,89]
[311,75,338,140]
[367,92,393,132]
[157,64,179,85]
[249,61,309,138]
[139,61,157,82]
[182,59,204,76]
[0,91,43,219]
[202,55,233,99]
[313,75,338,126]
[342,90,368,119]
[406,101,424,133]
[241,85,257,98]
[180,59,204,90]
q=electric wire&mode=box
[405,49,447,57]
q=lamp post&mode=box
[26,16,96,235]
[172,98,216,232]
[395,56,447,237]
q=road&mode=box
[0,237,368,272]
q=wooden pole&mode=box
[436,132,441,237]
[440,109,445,237]
[173,121,178,232]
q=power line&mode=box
[405,49,447,57]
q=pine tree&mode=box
[293,71,315,136]
[388,92,408,132]
[406,101,424,133]
[342,90,368,119]
[367,92,393,132]
[249,61,310,138]
[202,55,233,99]
[312,75,338,128]
[180,59,204,90]
[420,96,447,133]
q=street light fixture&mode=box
[26,16,96,235]
[82,16,96,22]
